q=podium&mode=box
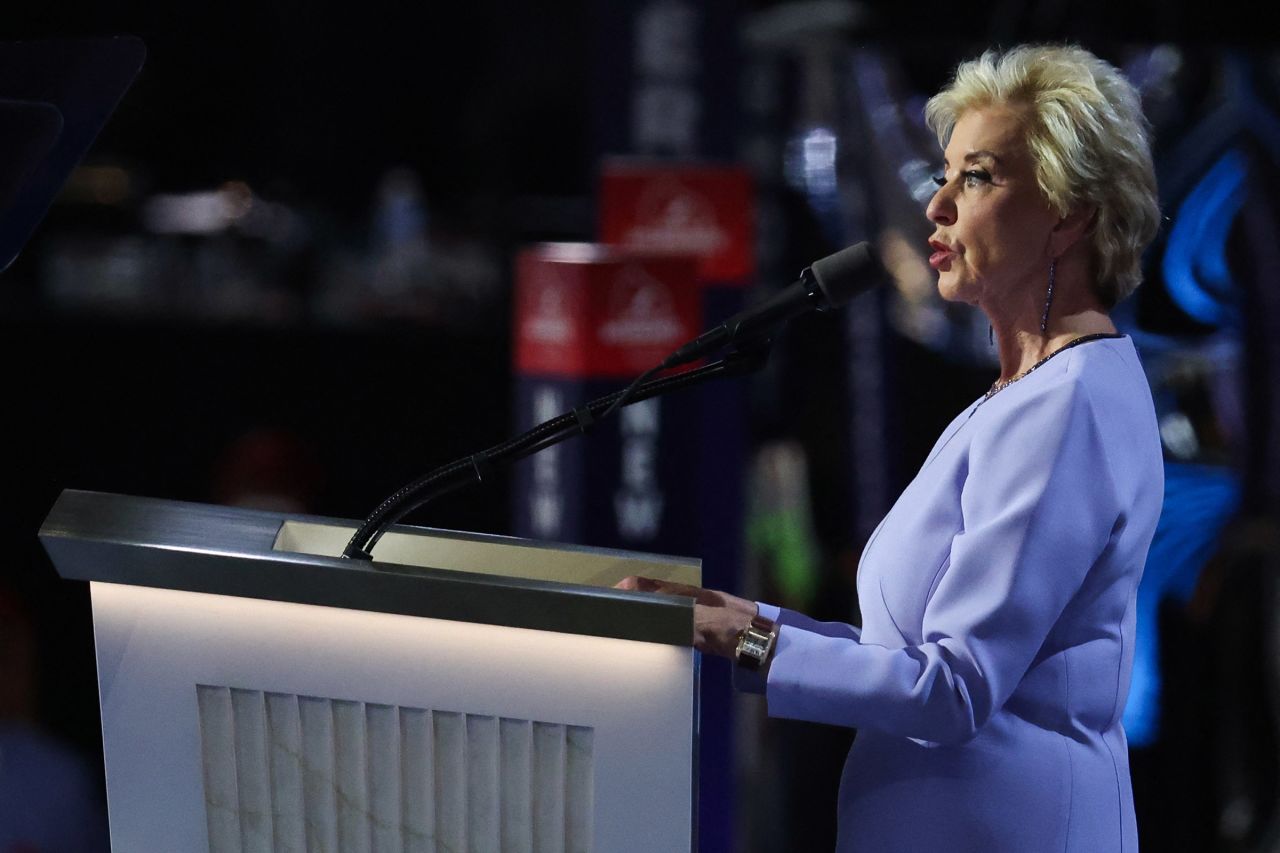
[39,489,701,852]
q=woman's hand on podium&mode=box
[614,576,758,658]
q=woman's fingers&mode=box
[614,576,698,596]
[616,578,757,615]
[615,577,759,658]
[615,575,665,592]
[694,603,754,658]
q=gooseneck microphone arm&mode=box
[341,345,771,560]
[341,241,886,561]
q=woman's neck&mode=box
[990,310,1117,382]
[985,249,1116,381]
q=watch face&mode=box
[736,624,775,670]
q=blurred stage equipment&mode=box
[1,34,142,852]
[1120,47,1280,851]
[0,37,144,273]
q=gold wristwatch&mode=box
[734,615,777,672]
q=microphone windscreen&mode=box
[808,242,889,307]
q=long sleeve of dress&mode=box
[734,604,863,695]
[760,604,863,641]
[763,375,1123,745]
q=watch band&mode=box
[734,615,777,671]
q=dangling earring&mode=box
[1039,258,1056,335]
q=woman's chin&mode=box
[935,276,970,304]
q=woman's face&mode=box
[926,104,1060,311]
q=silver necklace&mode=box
[982,332,1122,401]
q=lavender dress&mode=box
[748,335,1162,852]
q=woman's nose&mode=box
[927,185,955,226]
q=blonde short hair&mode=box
[924,45,1160,306]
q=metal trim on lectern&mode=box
[40,489,699,644]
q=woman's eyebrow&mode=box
[941,150,1002,168]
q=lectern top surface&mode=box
[39,489,698,646]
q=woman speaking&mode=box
[621,44,1163,851]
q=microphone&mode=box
[661,242,888,369]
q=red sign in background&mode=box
[599,162,755,284]
[513,244,701,379]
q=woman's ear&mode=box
[1050,205,1096,256]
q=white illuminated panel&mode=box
[91,582,694,852]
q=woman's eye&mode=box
[933,170,991,189]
